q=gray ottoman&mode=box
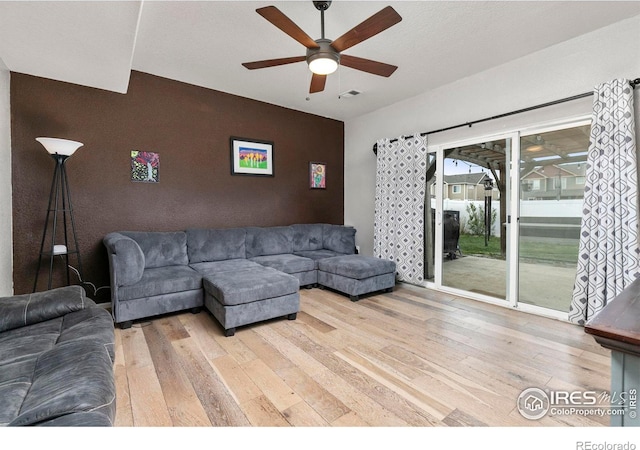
[203,266,300,336]
[317,255,396,302]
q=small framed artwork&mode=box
[310,162,326,189]
[230,137,274,176]
[131,150,159,183]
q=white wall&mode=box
[345,15,640,256]
[0,57,12,295]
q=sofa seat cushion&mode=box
[293,250,346,269]
[0,301,115,426]
[0,320,62,367]
[57,308,116,361]
[8,340,115,426]
[203,267,299,306]
[249,254,315,274]
[118,266,202,301]
[190,259,263,275]
[318,255,396,280]
[0,306,114,368]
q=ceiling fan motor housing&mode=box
[307,39,340,69]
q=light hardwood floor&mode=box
[114,283,611,427]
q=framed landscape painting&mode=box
[230,137,274,176]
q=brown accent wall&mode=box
[11,71,344,301]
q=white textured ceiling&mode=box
[1,1,640,121]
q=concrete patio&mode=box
[440,254,576,313]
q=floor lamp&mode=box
[33,137,84,293]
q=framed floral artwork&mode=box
[230,137,274,176]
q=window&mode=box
[452,185,462,194]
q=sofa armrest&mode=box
[103,232,145,287]
[0,286,91,333]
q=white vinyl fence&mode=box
[440,199,583,236]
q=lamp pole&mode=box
[33,138,84,292]
[484,178,494,247]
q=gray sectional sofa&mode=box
[0,286,116,426]
[104,223,396,335]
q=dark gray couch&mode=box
[104,223,395,333]
[0,286,116,426]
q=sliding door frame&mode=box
[428,131,519,308]
[422,115,591,322]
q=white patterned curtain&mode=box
[374,134,427,284]
[569,79,639,325]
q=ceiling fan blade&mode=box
[309,73,327,93]
[242,56,306,70]
[340,54,398,77]
[257,6,319,49]
[331,6,402,53]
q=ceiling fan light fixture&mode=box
[307,39,340,75]
[245,3,402,93]
[526,135,545,152]
[308,55,338,75]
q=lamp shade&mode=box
[36,137,83,156]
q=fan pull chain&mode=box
[305,68,312,101]
[337,61,342,100]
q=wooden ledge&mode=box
[585,277,640,357]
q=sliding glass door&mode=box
[434,133,515,304]
[518,121,591,312]
[426,119,591,319]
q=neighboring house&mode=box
[521,162,586,200]
[441,173,500,201]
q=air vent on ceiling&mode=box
[339,89,362,99]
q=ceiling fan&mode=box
[242,1,402,94]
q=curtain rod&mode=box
[373,77,640,154]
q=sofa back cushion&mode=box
[122,231,188,269]
[291,224,324,252]
[322,224,356,254]
[187,228,246,263]
[245,226,293,258]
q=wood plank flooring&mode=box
[113,283,611,427]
